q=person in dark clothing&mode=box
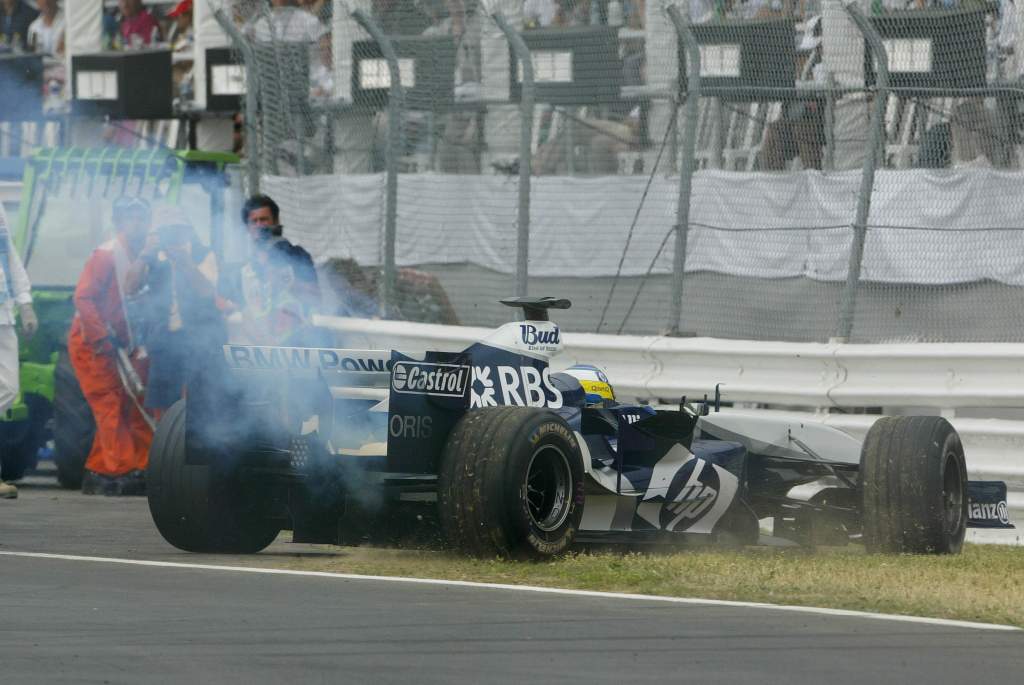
[241,194,318,292]
[1,0,38,50]
[132,206,223,417]
[221,194,321,344]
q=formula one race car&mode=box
[146,297,1013,557]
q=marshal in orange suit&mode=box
[68,197,153,496]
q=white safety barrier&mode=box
[315,316,1024,544]
[317,315,1024,409]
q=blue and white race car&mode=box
[147,297,1013,557]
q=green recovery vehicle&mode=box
[0,147,242,487]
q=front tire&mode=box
[860,416,967,555]
[147,400,281,553]
[438,407,584,559]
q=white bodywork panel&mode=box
[697,412,863,465]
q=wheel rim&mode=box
[525,446,572,533]
[942,452,965,534]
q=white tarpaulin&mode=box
[264,167,1024,285]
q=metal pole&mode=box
[836,4,889,342]
[352,8,404,318]
[666,4,701,336]
[491,10,533,298]
[824,72,836,171]
[212,8,260,194]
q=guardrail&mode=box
[314,315,1023,544]
[316,315,1024,409]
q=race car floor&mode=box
[2,467,1022,684]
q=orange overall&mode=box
[68,238,152,477]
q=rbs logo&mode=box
[470,365,563,409]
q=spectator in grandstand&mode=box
[0,0,37,50]
[247,0,326,42]
[167,0,194,51]
[27,0,63,56]
[299,0,331,25]
[230,0,260,26]
[524,0,558,27]
[992,0,1017,80]
[533,46,644,175]
[759,15,825,170]
[118,0,161,48]
[166,0,195,99]
[533,109,639,175]
[949,98,1016,168]
[423,0,483,172]
[310,33,334,97]
[373,0,431,35]
[101,8,119,49]
[625,0,646,27]
[727,0,783,19]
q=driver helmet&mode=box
[561,364,615,407]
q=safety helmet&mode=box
[548,372,587,408]
[561,364,615,407]
[112,195,151,220]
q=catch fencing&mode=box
[215,0,1024,342]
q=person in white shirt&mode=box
[246,0,325,43]
[524,0,558,28]
[27,0,63,56]
[0,204,38,499]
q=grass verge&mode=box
[252,542,1024,628]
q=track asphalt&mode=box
[2,469,1022,684]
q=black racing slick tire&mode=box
[860,416,967,555]
[147,400,281,554]
[438,407,585,559]
[53,350,96,489]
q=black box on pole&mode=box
[352,35,456,110]
[511,26,622,105]
[866,8,987,93]
[678,18,796,99]
[205,47,246,113]
[71,49,173,119]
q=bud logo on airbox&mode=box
[519,323,560,350]
[391,361,469,398]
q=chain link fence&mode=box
[213,0,1024,342]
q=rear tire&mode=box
[860,416,967,555]
[438,407,584,559]
[53,351,95,489]
[147,400,281,553]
